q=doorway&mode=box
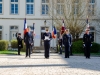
[40,27,49,46]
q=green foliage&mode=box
[0,40,8,50]
[11,40,26,52]
[91,43,100,53]
[72,40,83,53]
[72,40,100,53]
[11,40,18,48]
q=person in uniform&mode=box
[42,28,52,59]
[63,29,72,58]
[58,34,62,54]
[83,28,93,59]
[24,28,33,58]
[17,33,23,55]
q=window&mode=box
[0,0,2,14]
[89,0,95,3]
[90,26,95,42]
[73,0,79,15]
[88,0,95,15]
[57,0,64,15]
[10,0,18,14]
[10,26,18,30]
[26,0,34,14]
[42,0,49,15]
[73,5,79,15]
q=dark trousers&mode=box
[70,46,72,55]
[44,40,50,58]
[18,47,20,55]
[65,45,70,58]
[30,45,33,54]
[85,46,90,58]
[59,45,62,54]
[26,44,31,57]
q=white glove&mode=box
[91,44,92,47]
[83,44,85,47]
[70,45,71,47]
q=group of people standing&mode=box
[16,28,34,58]
[16,26,93,59]
[58,28,93,59]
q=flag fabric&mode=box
[52,26,57,39]
[61,19,65,35]
[33,23,35,36]
[86,16,90,29]
[24,18,28,35]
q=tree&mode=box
[48,0,88,40]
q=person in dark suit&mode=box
[63,29,72,58]
[30,32,34,54]
[58,34,62,54]
[42,28,52,59]
[24,28,33,58]
[17,33,23,55]
[83,28,93,59]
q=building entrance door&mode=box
[40,27,49,46]
[10,31,18,40]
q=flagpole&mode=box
[52,0,54,49]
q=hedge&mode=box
[11,40,18,48]
[0,40,8,50]
[11,40,26,52]
[57,40,100,53]
[72,40,100,53]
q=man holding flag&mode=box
[58,19,65,54]
[24,18,33,58]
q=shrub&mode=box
[72,40,84,53]
[0,40,8,50]
[11,40,26,52]
[72,40,100,53]
[11,40,18,48]
[91,43,100,53]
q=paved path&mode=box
[0,53,100,75]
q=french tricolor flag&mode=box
[61,19,65,35]
[52,26,57,39]
[24,18,28,35]
[86,16,90,29]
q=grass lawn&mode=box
[0,50,25,55]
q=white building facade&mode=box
[0,0,100,47]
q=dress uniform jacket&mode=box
[63,34,72,58]
[83,33,93,58]
[42,32,52,58]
